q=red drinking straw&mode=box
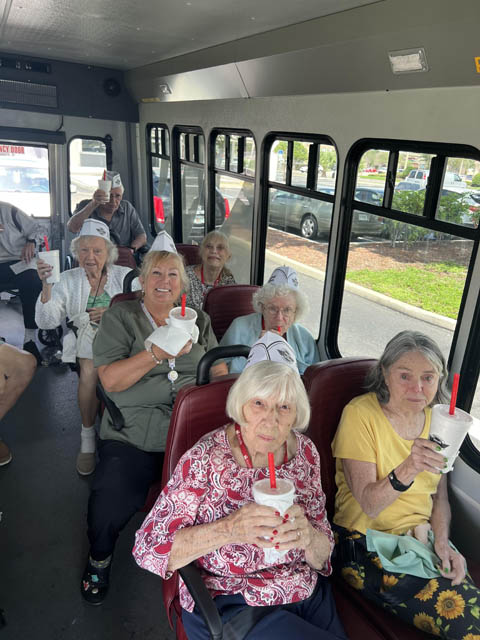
[181,293,186,317]
[268,452,276,489]
[449,373,460,415]
[103,169,106,180]
[43,235,50,251]
[277,326,281,333]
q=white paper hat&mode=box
[244,331,298,372]
[150,230,177,254]
[105,171,123,189]
[268,266,299,290]
[79,219,110,240]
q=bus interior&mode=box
[0,0,479,638]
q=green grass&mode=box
[346,262,466,319]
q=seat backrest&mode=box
[303,357,376,519]
[203,284,260,341]
[109,291,141,306]
[160,374,239,635]
[176,243,201,266]
[115,246,137,269]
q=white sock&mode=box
[24,328,36,343]
[80,425,96,454]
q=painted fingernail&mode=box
[275,511,281,516]
[444,457,448,462]
[283,514,289,520]
[270,537,274,542]
[444,464,448,468]
[272,529,278,535]
[444,567,449,573]
[275,543,280,550]
[436,445,442,451]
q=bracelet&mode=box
[387,468,413,492]
[147,343,163,366]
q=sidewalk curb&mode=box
[265,249,456,331]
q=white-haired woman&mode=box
[220,267,319,373]
[134,358,346,640]
[35,219,134,476]
[185,231,235,309]
[332,331,480,639]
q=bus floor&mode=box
[0,302,175,640]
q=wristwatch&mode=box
[26,239,36,245]
[387,468,413,492]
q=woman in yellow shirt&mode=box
[332,330,479,639]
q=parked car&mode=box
[405,169,467,189]
[363,167,377,173]
[269,186,384,239]
[395,180,424,191]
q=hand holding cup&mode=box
[37,257,53,283]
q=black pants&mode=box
[0,261,42,329]
[87,440,164,560]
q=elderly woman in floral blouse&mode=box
[133,334,346,640]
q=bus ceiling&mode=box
[0,0,478,112]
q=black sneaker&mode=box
[81,557,111,606]
[22,341,43,366]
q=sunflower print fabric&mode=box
[334,527,480,639]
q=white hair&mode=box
[226,361,311,432]
[70,235,118,267]
[252,283,308,321]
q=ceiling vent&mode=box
[0,78,57,108]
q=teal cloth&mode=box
[366,528,444,579]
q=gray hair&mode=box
[366,330,448,405]
[226,361,311,432]
[252,283,308,322]
[200,230,232,260]
[70,235,118,267]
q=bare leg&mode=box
[77,358,99,429]
[0,344,36,420]
[76,358,99,476]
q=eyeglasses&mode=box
[264,304,296,318]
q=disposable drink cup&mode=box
[252,478,295,514]
[97,179,111,202]
[252,478,295,564]
[429,404,473,472]
[169,306,197,335]
[38,250,60,284]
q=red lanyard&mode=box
[201,266,221,288]
[235,423,288,468]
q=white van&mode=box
[405,169,467,189]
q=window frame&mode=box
[146,123,171,237]
[67,134,111,216]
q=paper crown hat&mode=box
[267,266,299,289]
[244,331,298,373]
[149,230,177,254]
[105,171,123,189]
[79,219,110,240]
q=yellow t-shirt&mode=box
[332,392,441,535]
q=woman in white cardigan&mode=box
[35,219,135,476]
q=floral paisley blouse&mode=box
[133,426,334,612]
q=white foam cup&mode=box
[38,250,60,284]
[252,478,295,564]
[169,306,197,336]
[97,179,111,202]
[429,404,473,472]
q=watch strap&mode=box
[388,468,413,492]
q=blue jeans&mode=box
[182,576,347,640]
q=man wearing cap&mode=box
[36,219,139,476]
[220,266,319,374]
[67,172,147,252]
[0,201,44,363]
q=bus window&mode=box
[264,134,337,339]
[0,143,50,218]
[211,129,256,284]
[68,137,106,213]
[147,125,172,235]
[338,142,479,371]
[175,127,205,243]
